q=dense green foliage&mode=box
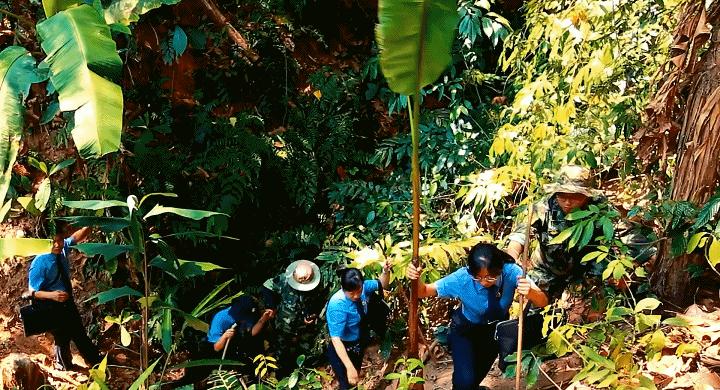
[3,0,720,388]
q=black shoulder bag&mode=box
[20,255,70,336]
[365,279,391,340]
[494,306,545,372]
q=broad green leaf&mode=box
[190,279,233,317]
[565,209,594,221]
[548,227,574,245]
[138,192,177,208]
[18,197,41,215]
[577,219,594,249]
[586,368,610,384]
[127,358,160,390]
[49,158,75,176]
[104,0,181,25]
[87,286,143,304]
[580,345,614,370]
[28,157,48,174]
[662,316,690,327]
[173,26,188,58]
[708,239,720,267]
[34,178,52,212]
[40,100,60,125]
[178,259,228,278]
[120,325,131,346]
[635,297,661,312]
[143,204,227,220]
[55,216,129,232]
[182,312,208,332]
[42,0,79,18]
[63,199,128,210]
[162,307,172,353]
[687,232,705,253]
[376,0,457,95]
[0,47,45,213]
[38,5,123,158]
[0,238,51,259]
[72,243,133,260]
[676,342,701,356]
[601,217,614,241]
[597,374,618,388]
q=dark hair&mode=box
[336,268,364,292]
[467,243,515,277]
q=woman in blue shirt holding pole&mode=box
[326,264,390,389]
[406,243,527,390]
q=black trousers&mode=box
[448,310,499,390]
[51,301,100,369]
[327,339,364,390]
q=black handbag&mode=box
[20,254,71,337]
[20,299,65,336]
[494,308,545,372]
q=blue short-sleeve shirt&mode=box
[326,279,380,342]
[28,237,74,293]
[435,263,522,324]
[207,303,258,343]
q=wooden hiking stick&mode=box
[516,203,534,390]
[219,323,238,371]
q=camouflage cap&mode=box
[543,165,602,197]
[285,260,321,292]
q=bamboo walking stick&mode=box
[219,323,238,371]
[516,203,534,390]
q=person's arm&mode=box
[517,276,549,308]
[379,261,391,289]
[506,240,524,261]
[331,337,359,385]
[32,290,69,302]
[213,327,236,352]
[405,263,437,298]
[252,309,275,336]
[70,227,92,244]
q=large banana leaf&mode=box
[42,0,79,18]
[375,0,457,95]
[37,5,123,158]
[0,47,46,220]
[0,238,52,260]
[104,0,182,25]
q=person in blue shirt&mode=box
[406,243,527,390]
[326,264,390,389]
[27,225,100,370]
[207,295,273,357]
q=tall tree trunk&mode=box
[650,3,720,306]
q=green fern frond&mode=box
[692,192,720,230]
[207,369,244,390]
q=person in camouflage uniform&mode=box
[508,165,656,307]
[262,259,327,373]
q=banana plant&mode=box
[0,47,48,222]
[62,193,227,386]
[376,0,457,358]
[17,157,76,214]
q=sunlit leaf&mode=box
[143,204,227,220]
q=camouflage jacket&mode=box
[262,275,326,335]
[508,195,656,298]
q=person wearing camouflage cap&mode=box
[261,260,327,373]
[506,165,656,307]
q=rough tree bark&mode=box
[642,2,720,307]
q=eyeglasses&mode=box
[469,272,499,283]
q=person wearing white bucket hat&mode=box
[262,259,327,373]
